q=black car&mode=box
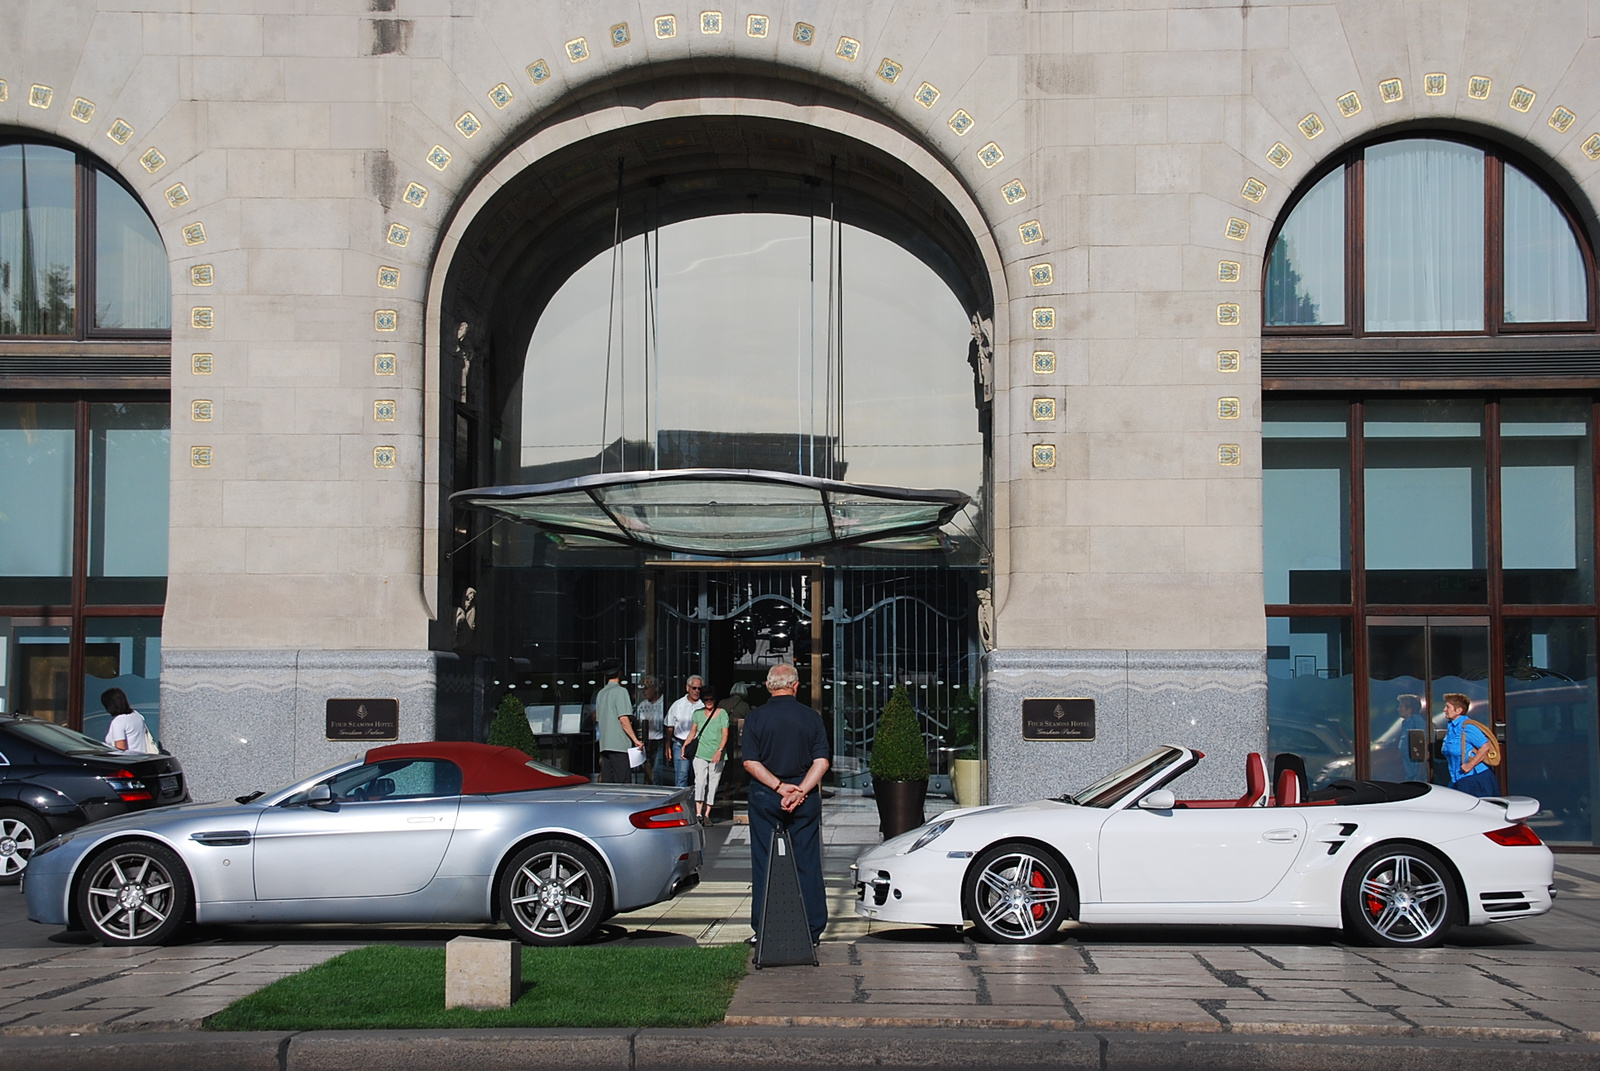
[0,716,188,884]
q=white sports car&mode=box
[853,745,1555,947]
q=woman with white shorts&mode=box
[684,688,729,825]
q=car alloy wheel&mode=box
[500,839,610,946]
[75,839,191,946]
[1343,845,1454,948]
[962,842,1072,943]
[0,807,44,885]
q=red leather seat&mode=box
[1236,752,1267,807]
[1274,766,1301,806]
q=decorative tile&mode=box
[191,399,213,422]
[877,58,903,84]
[1266,142,1292,169]
[1217,260,1241,283]
[1033,350,1057,374]
[70,97,95,123]
[374,445,397,468]
[1468,75,1492,100]
[140,147,166,173]
[1032,307,1055,331]
[1218,443,1241,466]
[610,22,630,47]
[191,353,213,375]
[1298,113,1324,139]
[1424,73,1447,96]
[527,58,551,84]
[1510,86,1536,113]
[1584,134,1600,161]
[1378,78,1403,103]
[1225,217,1250,241]
[0,81,7,103]
[182,222,207,246]
[374,399,397,422]
[488,82,513,108]
[1216,303,1241,326]
[1031,443,1057,469]
[977,141,1004,168]
[28,84,52,109]
[427,145,452,170]
[1240,177,1267,203]
[1336,91,1361,118]
[1032,397,1056,421]
[1550,106,1577,134]
[1029,263,1053,287]
[191,306,214,329]
[793,22,815,45]
[948,109,974,136]
[190,264,214,286]
[836,36,860,61]
[566,37,590,62]
[455,112,481,138]
[375,353,397,376]
[377,265,400,289]
[1217,350,1241,373]
[702,11,722,34]
[655,15,676,38]
[107,118,134,145]
[386,222,411,247]
[402,182,428,208]
[1218,397,1241,420]
[915,82,940,109]
[375,309,398,332]
[1018,219,1044,244]
[747,14,768,37]
[190,446,213,468]
[164,182,190,208]
[1002,178,1027,205]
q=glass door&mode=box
[1367,617,1490,783]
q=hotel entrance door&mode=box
[1366,617,1491,785]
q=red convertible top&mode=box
[364,741,589,794]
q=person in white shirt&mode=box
[664,676,703,788]
[633,676,664,784]
[101,687,154,754]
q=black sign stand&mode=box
[753,824,817,968]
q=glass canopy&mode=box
[453,469,969,558]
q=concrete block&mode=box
[445,937,521,1010]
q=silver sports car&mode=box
[24,742,703,947]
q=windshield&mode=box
[5,720,121,757]
[1067,747,1186,808]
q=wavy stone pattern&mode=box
[985,650,1267,804]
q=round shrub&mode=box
[869,684,930,782]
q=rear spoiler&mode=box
[1484,796,1540,823]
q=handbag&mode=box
[1464,718,1502,767]
[682,735,699,761]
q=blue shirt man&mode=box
[1440,692,1498,798]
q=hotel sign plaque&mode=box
[326,698,400,741]
[1021,698,1095,741]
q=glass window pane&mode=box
[1267,617,1355,790]
[0,402,74,606]
[1364,139,1485,332]
[87,402,170,605]
[1504,618,1598,844]
[0,143,76,335]
[4,622,71,723]
[82,618,162,744]
[1363,399,1487,604]
[1262,401,1350,603]
[1501,398,1594,603]
[1265,167,1345,325]
[1503,164,1587,324]
[1367,623,1429,781]
[95,171,169,330]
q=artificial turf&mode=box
[204,943,752,1030]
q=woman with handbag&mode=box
[683,687,729,825]
[1440,692,1500,798]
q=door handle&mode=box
[407,816,440,824]
[1263,828,1300,842]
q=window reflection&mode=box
[95,175,169,330]
[1365,140,1485,332]
[0,144,76,336]
[82,618,162,743]
[1504,164,1587,324]
[0,402,75,606]
[87,402,170,605]
[1267,617,1355,789]
[1263,401,1350,603]
[1501,398,1593,603]
[1505,618,1599,844]
[1266,167,1344,326]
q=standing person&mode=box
[742,663,830,946]
[101,688,154,754]
[633,676,665,785]
[1441,692,1499,798]
[664,676,704,788]
[684,687,729,825]
[595,662,642,784]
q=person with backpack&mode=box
[1440,692,1499,797]
[102,688,156,754]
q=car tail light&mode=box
[102,770,153,803]
[630,802,691,829]
[1485,824,1542,847]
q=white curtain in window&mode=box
[1266,167,1345,325]
[1504,164,1587,323]
[1365,140,1485,332]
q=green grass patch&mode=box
[205,943,751,1031]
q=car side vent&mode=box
[1322,822,1359,856]
[1480,890,1532,913]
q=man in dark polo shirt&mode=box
[742,662,830,945]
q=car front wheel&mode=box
[962,842,1073,943]
[1342,844,1455,948]
[75,839,191,946]
[500,839,610,946]
[0,807,45,885]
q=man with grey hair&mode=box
[742,662,830,945]
[664,675,703,788]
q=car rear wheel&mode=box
[962,842,1073,943]
[1342,844,1455,948]
[0,807,45,885]
[500,839,610,946]
[75,839,191,946]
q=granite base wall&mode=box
[985,649,1267,805]
[161,649,443,803]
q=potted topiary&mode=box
[487,692,538,757]
[869,685,930,838]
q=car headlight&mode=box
[907,819,954,854]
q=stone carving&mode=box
[976,587,995,653]
[968,313,994,405]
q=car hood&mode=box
[57,798,262,840]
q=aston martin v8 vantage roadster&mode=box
[853,746,1554,947]
[25,742,702,947]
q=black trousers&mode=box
[599,750,632,783]
[748,781,827,941]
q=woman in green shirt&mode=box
[684,688,730,825]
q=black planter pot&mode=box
[874,777,928,839]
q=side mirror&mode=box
[305,784,336,809]
[1137,789,1175,810]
